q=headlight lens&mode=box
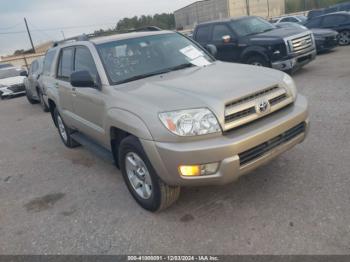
[283,73,297,100]
[159,108,221,136]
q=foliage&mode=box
[286,0,350,13]
[116,13,175,31]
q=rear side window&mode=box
[74,47,98,82]
[57,48,74,80]
[212,24,232,41]
[322,15,348,26]
[195,25,211,43]
[43,50,56,75]
[281,17,298,22]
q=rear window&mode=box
[195,25,211,43]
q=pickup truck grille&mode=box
[224,86,293,131]
[239,122,306,166]
[289,34,313,54]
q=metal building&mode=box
[175,0,285,29]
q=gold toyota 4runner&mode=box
[41,31,309,211]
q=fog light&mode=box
[179,163,219,177]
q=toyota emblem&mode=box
[257,100,270,114]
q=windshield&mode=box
[97,33,213,85]
[296,16,307,22]
[0,68,23,79]
[278,22,308,30]
[230,17,275,36]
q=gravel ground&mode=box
[0,46,349,255]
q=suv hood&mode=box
[0,76,25,87]
[113,61,285,117]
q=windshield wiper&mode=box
[115,63,194,85]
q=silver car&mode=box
[24,57,49,111]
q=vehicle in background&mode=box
[270,15,307,24]
[276,22,338,53]
[24,57,49,111]
[304,12,350,45]
[0,63,14,69]
[193,16,316,72]
[0,65,27,99]
[308,2,350,20]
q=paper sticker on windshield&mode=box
[190,57,211,67]
[180,45,204,60]
[180,45,211,66]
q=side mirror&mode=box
[222,35,231,43]
[205,44,217,57]
[20,70,28,77]
[70,70,95,88]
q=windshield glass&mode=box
[230,17,275,36]
[0,68,23,79]
[96,33,213,85]
[297,16,307,22]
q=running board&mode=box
[70,132,114,164]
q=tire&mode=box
[119,136,180,212]
[338,30,350,46]
[246,55,270,67]
[25,89,38,104]
[53,108,80,148]
[37,88,49,112]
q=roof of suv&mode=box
[90,30,174,45]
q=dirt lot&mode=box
[0,46,349,255]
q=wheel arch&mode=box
[48,99,57,127]
[241,47,270,63]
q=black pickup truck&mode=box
[193,16,317,72]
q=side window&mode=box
[305,18,321,28]
[195,25,211,43]
[57,48,74,80]
[74,47,98,82]
[322,15,347,26]
[43,50,56,76]
[212,24,232,42]
[283,17,298,22]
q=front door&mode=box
[210,23,240,62]
[71,46,106,145]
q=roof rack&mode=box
[52,33,97,47]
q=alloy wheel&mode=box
[125,152,153,200]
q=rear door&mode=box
[56,47,75,122]
[71,46,106,142]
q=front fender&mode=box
[106,108,153,141]
[241,46,270,62]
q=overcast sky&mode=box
[0,0,197,57]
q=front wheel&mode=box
[246,55,270,67]
[119,136,180,212]
[25,89,38,104]
[338,30,350,46]
[54,108,80,148]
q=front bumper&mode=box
[272,50,317,72]
[141,95,309,186]
[0,84,26,98]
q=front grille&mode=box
[290,34,313,54]
[224,86,292,130]
[226,86,279,108]
[8,84,25,93]
[239,122,306,166]
[225,107,256,122]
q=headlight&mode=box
[159,108,221,136]
[282,73,297,100]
